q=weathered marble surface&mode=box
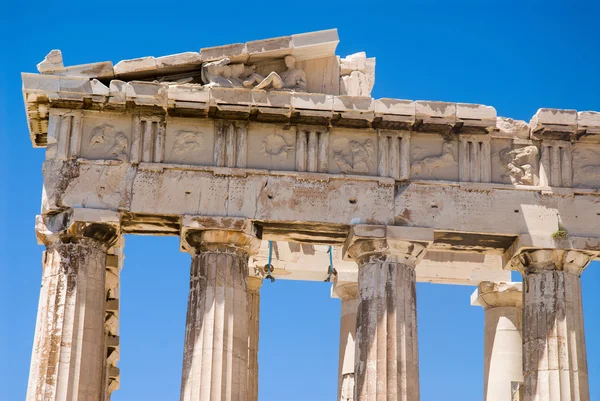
[472,282,523,401]
[21,28,600,401]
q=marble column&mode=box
[333,282,359,401]
[247,276,262,401]
[27,218,119,401]
[471,281,523,401]
[180,229,260,401]
[347,237,425,401]
[511,249,593,401]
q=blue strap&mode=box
[265,241,275,282]
[325,246,334,282]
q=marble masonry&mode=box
[21,29,600,401]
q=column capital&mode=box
[180,215,260,255]
[342,225,427,266]
[332,281,358,301]
[247,275,263,292]
[471,281,522,310]
[35,209,121,250]
[510,248,594,276]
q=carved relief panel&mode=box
[377,130,410,180]
[458,135,491,183]
[572,144,600,188]
[46,109,83,160]
[131,115,165,163]
[79,111,133,162]
[410,134,459,181]
[214,120,247,168]
[164,118,214,166]
[491,139,539,186]
[296,126,329,173]
[246,123,296,171]
[539,140,572,187]
[328,128,377,176]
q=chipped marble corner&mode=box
[35,208,121,247]
[180,215,260,254]
[342,224,429,266]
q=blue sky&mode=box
[1,1,599,400]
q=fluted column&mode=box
[471,281,523,401]
[332,282,359,401]
[247,276,262,401]
[346,232,426,401]
[180,228,260,401]
[511,249,593,401]
[27,215,119,401]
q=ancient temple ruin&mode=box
[21,28,600,401]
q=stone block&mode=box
[125,81,168,107]
[90,79,109,96]
[59,76,93,94]
[530,108,578,136]
[374,98,415,117]
[247,36,292,62]
[292,29,339,60]
[252,90,292,108]
[456,103,496,126]
[292,93,334,111]
[156,52,203,75]
[200,43,248,63]
[37,49,63,72]
[108,80,127,104]
[209,87,253,106]
[167,83,210,103]
[416,101,457,123]
[340,52,367,75]
[22,73,60,94]
[578,111,600,135]
[42,61,114,79]
[495,117,530,139]
[114,56,157,79]
[333,96,374,112]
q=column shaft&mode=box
[484,306,522,400]
[26,241,108,401]
[472,281,523,401]
[523,269,589,401]
[512,249,592,401]
[180,248,250,401]
[338,295,358,401]
[355,260,419,401]
[247,277,262,401]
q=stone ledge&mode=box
[530,108,600,142]
[22,73,500,147]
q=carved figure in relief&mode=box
[261,134,294,159]
[168,131,204,159]
[229,63,263,88]
[499,145,538,185]
[333,139,374,174]
[254,56,307,92]
[89,124,128,161]
[201,58,263,88]
[411,142,456,179]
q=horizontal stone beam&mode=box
[248,241,511,285]
[40,159,600,253]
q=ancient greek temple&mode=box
[21,29,599,401]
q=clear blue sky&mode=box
[1,1,599,400]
